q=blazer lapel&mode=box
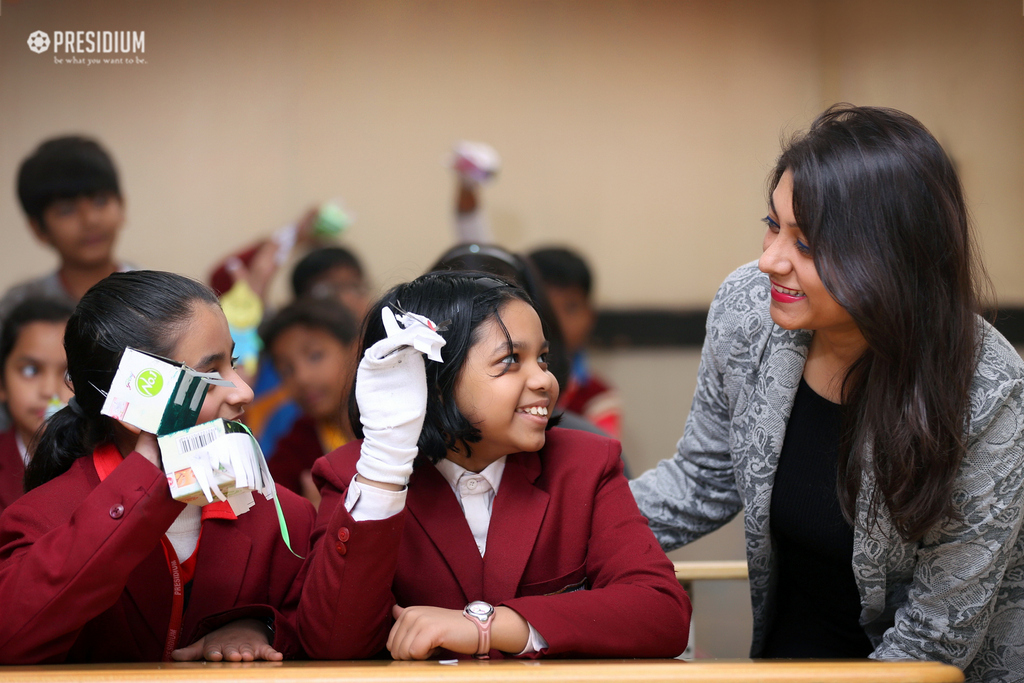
[742,326,810,654]
[482,452,548,603]
[181,520,252,640]
[406,461,484,600]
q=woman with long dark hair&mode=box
[630,105,1023,681]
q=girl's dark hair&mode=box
[429,243,571,392]
[17,135,121,226]
[772,104,984,542]
[291,246,365,298]
[349,271,559,464]
[1,297,76,376]
[26,271,219,491]
[260,296,359,355]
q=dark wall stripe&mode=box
[592,308,1024,348]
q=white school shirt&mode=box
[345,457,548,654]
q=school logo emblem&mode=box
[27,31,51,53]
[136,369,164,397]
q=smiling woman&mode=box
[630,105,1024,682]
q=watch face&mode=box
[466,601,494,620]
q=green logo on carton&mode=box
[137,369,164,397]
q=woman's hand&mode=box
[386,604,530,660]
[171,618,281,662]
[387,605,477,660]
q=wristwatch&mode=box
[462,600,495,658]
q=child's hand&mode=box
[171,618,281,662]
[387,605,478,660]
[134,431,162,470]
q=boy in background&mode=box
[243,246,370,457]
[3,136,132,316]
[528,246,622,439]
[260,297,359,508]
[0,136,133,431]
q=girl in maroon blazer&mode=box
[0,271,314,664]
[298,271,690,660]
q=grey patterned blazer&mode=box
[630,262,1024,682]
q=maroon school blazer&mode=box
[0,450,315,663]
[298,428,691,659]
[0,428,25,514]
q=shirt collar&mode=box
[434,455,506,495]
[15,432,28,467]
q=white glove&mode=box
[355,307,446,486]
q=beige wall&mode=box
[2,1,1021,307]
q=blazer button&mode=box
[335,542,347,556]
[109,504,125,519]
[337,527,351,542]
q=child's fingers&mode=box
[391,610,436,660]
[391,625,417,660]
[407,631,438,660]
[203,644,225,662]
[170,640,205,661]
[255,643,284,661]
[386,606,406,653]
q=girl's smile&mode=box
[450,299,558,471]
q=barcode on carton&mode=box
[177,427,219,453]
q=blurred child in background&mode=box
[1,136,135,431]
[4,136,133,314]
[528,247,621,439]
[261,298,359,508]
[243,246,371,457]
[0,298,75,512]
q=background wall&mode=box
[1,0,1022,659]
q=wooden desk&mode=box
[673,561,748,584]
[0,659,964,683]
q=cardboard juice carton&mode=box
[100,347,230,435]
[158,418,273,510]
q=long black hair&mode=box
[773,104,984,541]
[25,271,219,491]
[349,270,559,464]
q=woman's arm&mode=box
[0,453,184,663]
[629,268,762,552]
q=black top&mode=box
[761,378,874,658]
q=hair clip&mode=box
[392,300,451,333]
[381,305,447,362]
